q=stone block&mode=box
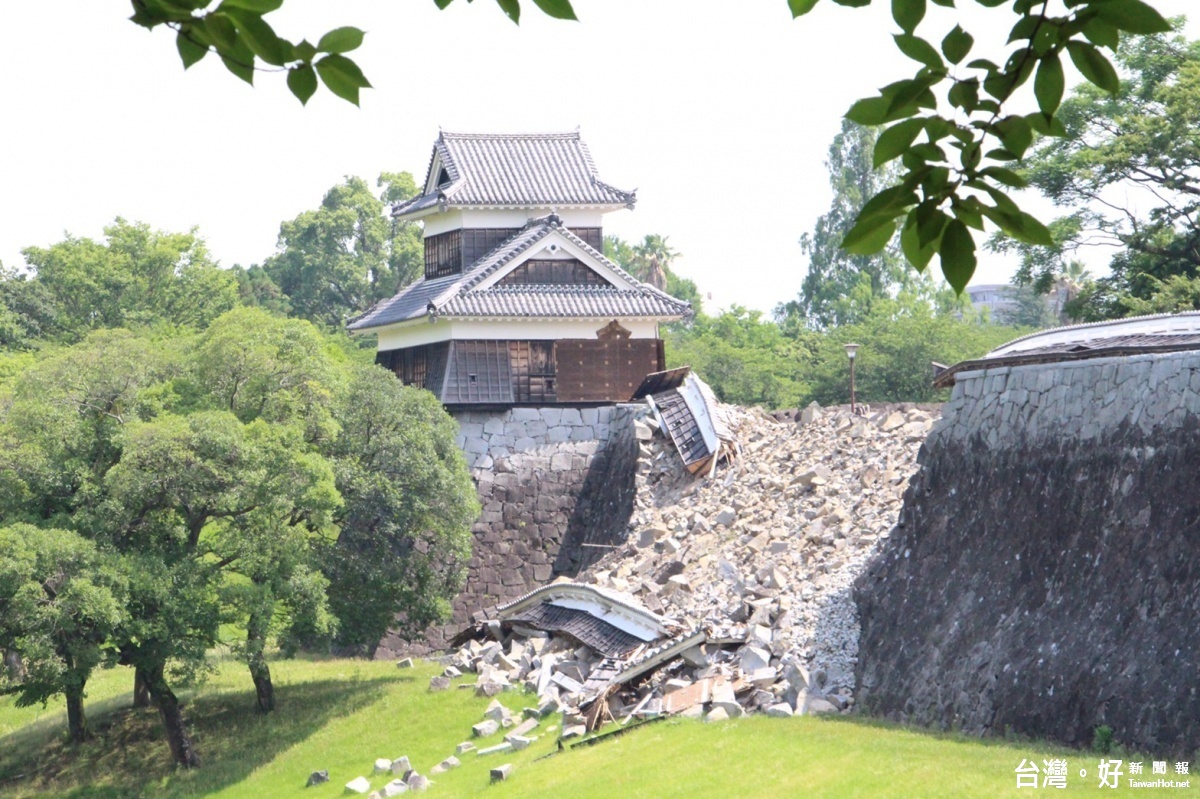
[477,741,514,756]
[581,407,599,425]
[473,719,500,737]
[455,742,476,755]
[381,779,408,797]
[305,770,329,787]
[491,764,513,783]
[514,437,539,452]
[390,756,411,775]
[510,408,542,422]
[345,776,372,794]
[569,425,595,441]
[560,408,583,425]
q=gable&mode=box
[470,228,637,293]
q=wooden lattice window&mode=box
[499,259,607,287]
[571,228,603,250]
[510,341,557,403]
[425,230,462,279]
[461,228,521,268]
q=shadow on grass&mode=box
[0,673,410,799]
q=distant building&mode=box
[966,284,1020,319]
[348,131,690,407]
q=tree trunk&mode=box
[145,662,201,768]
[133,668,151,708]
[246,611,274,713]
[65,682,89,743]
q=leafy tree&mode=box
[779,121,910,329]
[324,365,478,653]
[1006,27,1200,320]
[604,234,703,314]
[262,174,422,328]
[802,292,1026,405]
[0,524,127,743]
[0,309,476,766]
[665,307,814,409]
[18,219,240,342]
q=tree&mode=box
[262,174,422,328]
[665,307,814,409]
[324,364,478,653]
[1005,28,1200,320]
[604,234,703,315]
[0,309,477,766]
[0,525,127,743]
[779,121,911,329]
[802,291,1025,405]
[18,219,240,343]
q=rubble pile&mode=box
[443,401,935,730]
[586,401,934,710]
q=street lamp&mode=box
[844,343,860,414]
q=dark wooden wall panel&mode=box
[556,339,662,402]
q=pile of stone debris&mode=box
[438,401,935,733]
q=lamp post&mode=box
[844,343,860,414]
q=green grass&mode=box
[1,657,1194,798]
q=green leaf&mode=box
[495,0,520,23]
[1092,0,1171,34]
[941,25,973,63]
[317,26,365,54]
[176,29,208,69]
[916,204,950,249]
[939,219,976,293]
[202,13,238,50]
[859,185,920,222]
[930,0,953,7]
[221,0,283,10]
[951,198,985,230]
[530,0,578,20]
[287,64,318,104]
[994,115,1033,157]
[1066,40,1119,94]
[1025,111,1067,137]
[980,166,1028,188]
[433,0,454,9]
[315,54,371,105]
[224,8,288,65]
[219,35,255,85]
[1081,17,1119,50]
[293,39,317,61]
[901,211,937,271]
[845,97,891,126]
[788,0,821,16]
[891,0,926,34]
[1033,50,1064,117]
[832,0,872,7]
[842,215,898,255]
[895,34,943,69]
[874,118,926,168]
[948,79,979,112]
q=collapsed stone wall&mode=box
[378,405,644,657]
[855,351,1200,754]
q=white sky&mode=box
[0,1,1195,313]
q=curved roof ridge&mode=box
[988,310,1200,356]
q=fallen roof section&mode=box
[644,372,738,475]
[495,581,677,643]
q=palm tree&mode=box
[633,234,676,291]
[1053,260,1093,321]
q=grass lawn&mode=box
[0,656,1193,798]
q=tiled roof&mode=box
[347,217,690,331]
[933,311,1200,387]
[393,131,635,218]
[441,285,689,319]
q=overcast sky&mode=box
[0,1,1195,313]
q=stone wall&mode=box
[855,351,1200,753]
[378,404,645,657]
